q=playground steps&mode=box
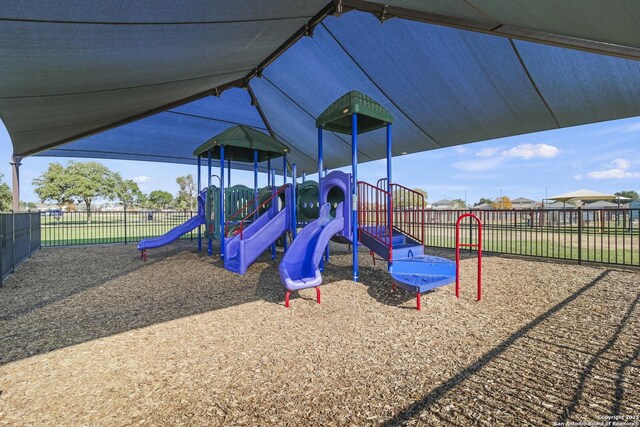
[390,255,456,294]
[359,226,424,261]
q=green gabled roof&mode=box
[193,125,289,162]
[316,91,393,135]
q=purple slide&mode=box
[279,203,344,307]
[138,190,206,253]
[224,204,291,275]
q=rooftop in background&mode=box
[193,125,289,163]
[548,189,630,202]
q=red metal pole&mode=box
[455,219,461,299]
[416,291,421,310]
[285,290,291,308]
[316,287,321,304]
[477,222,483,301]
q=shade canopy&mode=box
[1,1,640,173]
[548,190,629,202]
[193,125,289,163]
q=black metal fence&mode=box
[40,210,199,247]
[424,208,640,267]
[1,211,41,283]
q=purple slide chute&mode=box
[224,203,292,275]
[279,203,344,292]
[138,190,206,251]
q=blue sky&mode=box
[1,116,639,206]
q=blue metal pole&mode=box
[386,123,392,267]
[271,168,276,260]
[292,163,297,239]
[282,154,288,252]
[318,127,324,272]
[220,145,225,260]
[197,156,202,253]
[207,150,213,256]
[352,113,359,282]
[268,158,275,260]
[254,149,258,216]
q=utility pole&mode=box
[10,155,22,212]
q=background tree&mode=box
[65,161,117,222]
[0,173,12,211]
[148,190,173,210]
[175,174,196,211]
[450,198,467,209]
[492,196,512,209]
[615,190,639,201]
[33,161,117,222]
[32,162,71,207]
[475,198,493,206]
[393,187,428,209]
[113,174,143,209]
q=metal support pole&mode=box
[386,123,392,266]
[267,158,271,187]
[352,113,359,282]
[220,145,225,260]
[271,169,276,260]
[10,155,22,212]
[318,127,324,272]
[292,163,297,239]
[207,150,213,256]
[282,154,288,252]
[227,159,231,188]
[302,172,306,183]
[254,149,258,216]
[197,156,202,252]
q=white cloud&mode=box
[623,123,640,133]
[452,157,504,172]
[574,174,582,181]
[587,158,640,180]
[612,158,631,169]
[501,143,559,159]
[455,147,468,154]
[476,147,500,158]
[133,176,152,183]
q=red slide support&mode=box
[455,213,483,301]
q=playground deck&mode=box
[0,242,638,425]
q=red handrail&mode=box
[390,183,425,245]
[455,213,483,301]
[357,180,393,259]
[225,192,262,237]
[237,184,288,239]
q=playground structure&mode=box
[138,92,483,310]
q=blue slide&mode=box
[138,190,206,253]
[279,203,344,306]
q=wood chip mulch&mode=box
[0,241,638,426]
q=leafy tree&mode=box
[175,174,196,211]
[33,161,117,222]
[475,198,493,206]
[492,196,512,209]
[393,187,428,209]
[615,190,639,202]
[113,174,143,209]
[450,198,467,209]
[0,173,12,211]
[148,190,173,210]
[33,162,71,207]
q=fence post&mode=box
[124,205,127,244]
[28,210,32,257]
[468,209,473,252]
[577,207,582,265]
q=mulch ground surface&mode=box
[0,241,638,426]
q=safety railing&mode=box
[236,184,288,239]
[390,183,425,245]
[357,181,393,254]
[224,191,264,237]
